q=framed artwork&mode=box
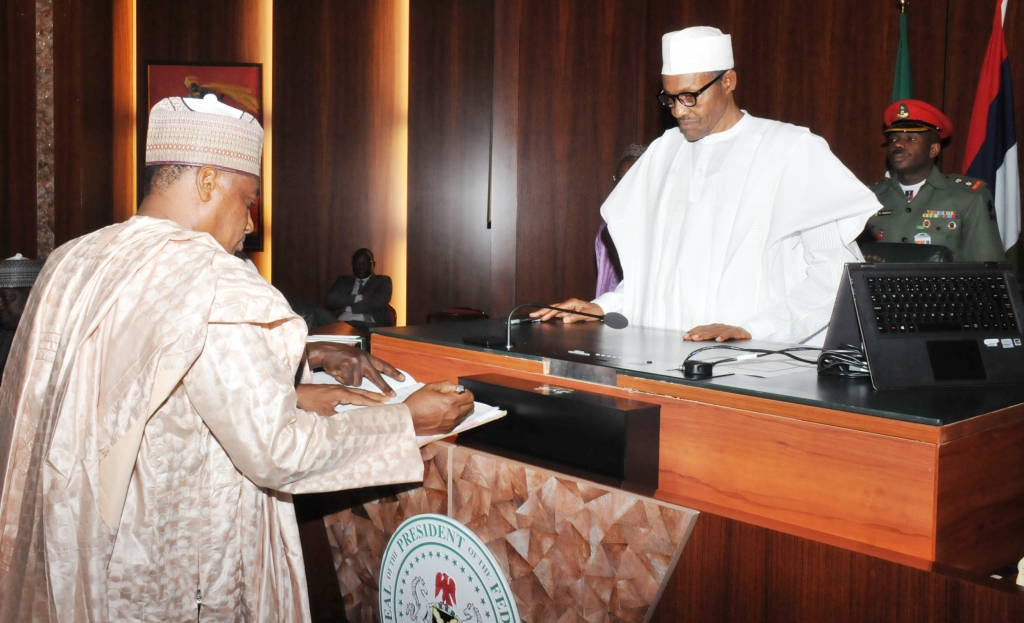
[147,63,264,251]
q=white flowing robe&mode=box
[0,217,424,622]
[593,113,881,344]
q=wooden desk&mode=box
[308,321,369,349]
[309,321,369,338]
[370,321,1024,576]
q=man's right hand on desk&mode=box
[684,323,752,342]
[296,384,390,416]
[405,381,475,436]
[529,299,604,323]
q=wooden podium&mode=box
[296,320,1024,622]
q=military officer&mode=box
[862,99,1005,262]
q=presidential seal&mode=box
[379,514,520,623]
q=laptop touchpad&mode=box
[926,340,987,381]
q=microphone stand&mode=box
[504,302,614,350]
[463,303,627,351]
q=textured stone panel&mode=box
[322,443,697,623]
[451,447,696,623]
[35,0,54,257]
[324,444,450,622]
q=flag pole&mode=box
[892,0,913,101]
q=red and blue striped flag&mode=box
[962,0,1020,252]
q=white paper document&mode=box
[310,370,506,446]
[306,334,363,346]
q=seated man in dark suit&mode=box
[326,248,394,331]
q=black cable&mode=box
[816,343,870,378]
[680,344,869,379]
[679,345,821,378]
[682,345,821,367]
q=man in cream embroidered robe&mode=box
[0,216,424,622]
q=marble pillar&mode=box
[35,0,54,257]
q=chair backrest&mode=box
[858,242,953,263]
[386,305,398,326]
[287,300,317,331]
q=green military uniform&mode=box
[864,166,1006,262]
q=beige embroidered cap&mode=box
[145,94,264,178]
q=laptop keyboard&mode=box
[867,275,1018,334]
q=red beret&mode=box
[883,99,953,140]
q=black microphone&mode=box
[511,304,629,329]
[463,302,628,350]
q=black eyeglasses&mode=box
[658,71,727,108]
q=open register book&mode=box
[310,370,506,446]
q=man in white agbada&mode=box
[535,27,880,345]
[0,96,474,622]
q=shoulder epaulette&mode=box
[945,173,986,192]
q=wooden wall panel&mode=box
[407,0,495,324]
[935,416,1024,573]
[53,0,114,247]
[514,0,641,307]
[14,0,1020,318]
[408,0,1002,317]
[488,0,522,322]
[272,0,407,309]
[112,0,135,225]
[0,0,38,259]
[652,511,1024,623]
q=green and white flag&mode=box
[892,9,913,101]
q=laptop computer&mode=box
[823,262,1024,389]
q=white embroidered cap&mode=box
[662,27,734,76]
[145,94,264,178]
